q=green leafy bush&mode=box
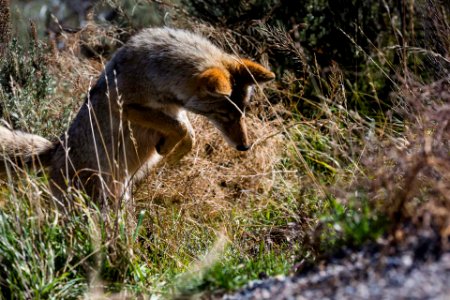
[0,38,59,137]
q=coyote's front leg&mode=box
[125,104,188,156]
[163,110,195,164]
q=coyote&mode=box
[0,27,275,204]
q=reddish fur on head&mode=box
[226,59,276,84]
[194,58,274,152]
[198,67,232,96]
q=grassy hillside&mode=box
[0,0,449,298]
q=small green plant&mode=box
[319,196,387,251]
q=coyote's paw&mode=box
[163,130,195,165]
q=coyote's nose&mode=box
[236,144,251,151]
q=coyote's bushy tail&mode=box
[0,126,55,174]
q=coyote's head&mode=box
[186,59,275,151]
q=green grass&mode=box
[319,196,388,250]
[174,246,292,295]
[0,178,91,298]
[0,178,298,298]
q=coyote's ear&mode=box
[198,67,232,97]
[237,59,275,83]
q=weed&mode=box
[319,196,387,250]
[0,38,69,137]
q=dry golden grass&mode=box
[137,111,285,203]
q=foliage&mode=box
[0,38,68,137]
[319,196,387,250]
